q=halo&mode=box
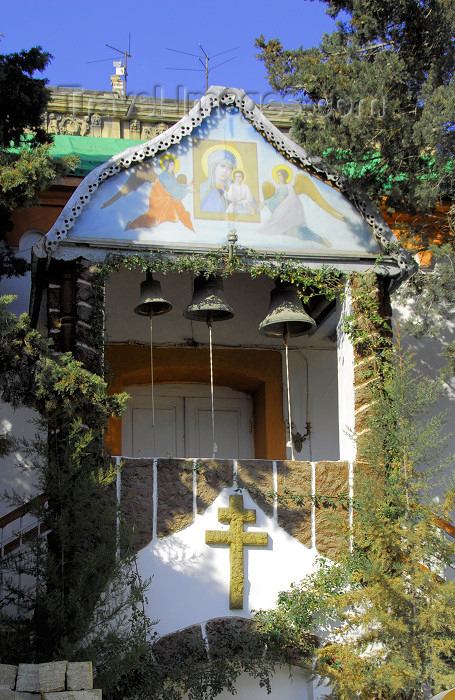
[201,143,243,177]
[231,168,246,182]
[272,164,293,183]
[159,153,180,173]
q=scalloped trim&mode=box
[37,86,414,275]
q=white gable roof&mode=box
[35,86,414,280]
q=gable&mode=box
[36,87,414,278]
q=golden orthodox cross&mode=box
[205,494,268,609]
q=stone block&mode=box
[77,261,99,282]
[73,344,98,370]
[0,688,30,700]
[353,354,377,382]
[47,286,61,310]
[236,460,274,517]
[196,459,233,514]
[15,666,39,694]
[75,280,96,305]
[43,691,101,700]
[315,461,349,560]
[0,666,17,691]
[355,408,373,437]
[277,460,312,547]
[47,309,61,329]
[39,661,67,693]
[205,616,255,659]
[157,459,194,538]
[66,662,93,691]
[121,459,155,552]
[75,320,94,347]
[354,381,377,412]
[152,625,206,666]
[76,301,95,324]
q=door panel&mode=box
[185,397,252,459]
[123,395,184,458]
[132,407,182,458]
[192,409,240,459]
[123,385,253,459]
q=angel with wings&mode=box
[258,166,346,247]
[101,155,195,232]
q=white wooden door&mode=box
[185,397,252,458]
[122,385,253,459]
[123,394,185,458]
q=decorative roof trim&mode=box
[35,86,415,276]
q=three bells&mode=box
[133,271,317,338]
[134,271,317,460]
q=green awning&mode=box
[50,135,147,177]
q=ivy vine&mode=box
[95,246,345,306]
[343,272,393,361]
[95,248,395,359]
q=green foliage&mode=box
[398,244,455,339]
[395,243,455,375]
[0,144,78,213]
[343,273,392,366]
[255,559,348,647]
[109,619,316,700]
[0,47,51,149]
[0,46,78,278]
[101,249,345,303]
[0,296,151,693]
[256,346,455,700]
[256,0,455,235]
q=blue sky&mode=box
[2,0,344,101]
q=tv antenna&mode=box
[88,34,132,96]
[166,44,238,91]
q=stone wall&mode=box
[0,661,99,699]
[120,457,351,560]
[46,258,103,375]
[151,615,317,670]
[43,88,297,140]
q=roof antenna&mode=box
[166,44,238,91]
[88,34,132,97]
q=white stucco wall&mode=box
[336,290,356,461]
[393,301,455,564]
[137,484,319,637]
[284,348,339,461]
[0,403,40,518]
[188,667,325,700]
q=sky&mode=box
[2,0,344,103]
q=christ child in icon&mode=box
[226,169,257,215]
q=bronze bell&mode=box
[183,274,234,325]
[258,279,316,338]
[134,272,172,317]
